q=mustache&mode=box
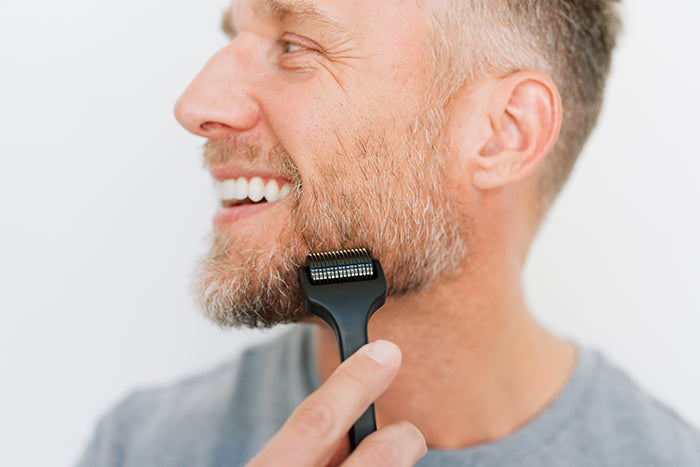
[203,137,281,166]
[202,137,301,183]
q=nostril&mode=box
[200,122,230,133]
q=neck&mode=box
[314,240,576,449]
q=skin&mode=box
[175,0,576,464]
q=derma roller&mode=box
[297,248,388,449]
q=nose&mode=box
[174,40,262,139]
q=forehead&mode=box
[253,0,334,21]
[228,0,427,35]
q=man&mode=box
[79,0,700,465]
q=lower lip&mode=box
[213,196,293,225]
[213,202,273,225]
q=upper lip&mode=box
[209,165,292,184]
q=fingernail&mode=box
[366,340,400,365]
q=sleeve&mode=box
[74,391,148,467]
[74,409,126,467]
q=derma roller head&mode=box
[298,248,387,357]
[297,248,388,448]
[306,249,377,284]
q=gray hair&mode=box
[421,0,622,214]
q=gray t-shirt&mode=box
[77,325,700,466]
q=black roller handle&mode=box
[297,253,387,449]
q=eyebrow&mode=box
[221,0,347,38]
[221,7,237,37]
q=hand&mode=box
[246,340,427,467]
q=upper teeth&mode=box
[216,176,292,203]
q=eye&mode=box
[283,41,305,54]
[276,34,324,70]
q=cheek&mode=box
[257,67,426,199]
[261,82,365,172]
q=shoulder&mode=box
[547,347,700,466]
[424,346,700,467]
[76,325,317,467]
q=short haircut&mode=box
[422,0,622,214]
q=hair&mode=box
[421,0,622,214]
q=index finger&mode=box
[247,340,402,467]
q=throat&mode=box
[313,299,578,450]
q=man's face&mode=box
[175,0,467,328]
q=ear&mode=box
[472,72,562,190]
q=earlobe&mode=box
[472,72,562,191]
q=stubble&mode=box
[192,109,467,328]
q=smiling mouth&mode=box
[216,176,292,208]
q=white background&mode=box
[1,1,699,465]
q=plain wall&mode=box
[0,0,698,465]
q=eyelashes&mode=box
[279,32,323,54]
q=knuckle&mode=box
[290,398,336,438]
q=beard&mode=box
[192,108,468,329]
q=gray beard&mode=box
[191,229,309,328]
[192,115,468,329]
